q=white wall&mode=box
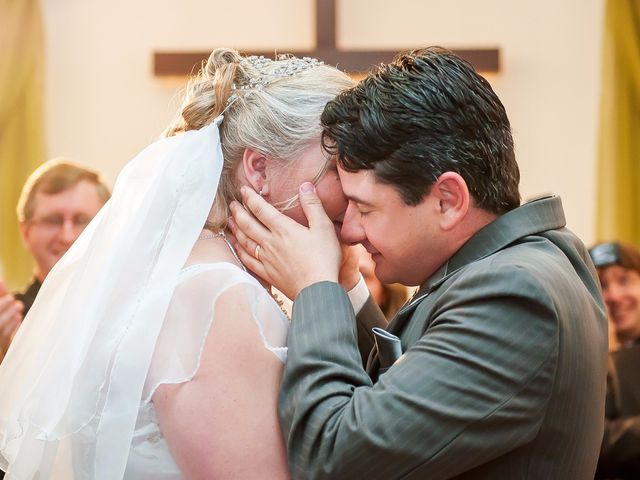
[42,0,604,245]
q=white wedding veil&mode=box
[0,116,224,478]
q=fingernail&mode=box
[240,186,248,197]
[300,182,315,194]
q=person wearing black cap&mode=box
[590,242,640,479]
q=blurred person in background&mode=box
[0,159,110,362]
[590,242,640,479]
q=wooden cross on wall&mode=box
[154,0,499,76]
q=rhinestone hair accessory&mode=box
[225,55,324,109]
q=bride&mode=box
[0,48,357,478]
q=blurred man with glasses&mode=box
[590,242,640,479]
[0,159,110,362]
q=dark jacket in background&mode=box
[597,342,640,479]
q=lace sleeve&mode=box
[142,262,288,403]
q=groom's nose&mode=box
[340,203,366,245]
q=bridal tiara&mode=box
[226,55,325,106]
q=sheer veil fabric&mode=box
[0,116,227,478]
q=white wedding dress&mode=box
[124,262,288,477]
[0,118,292,479]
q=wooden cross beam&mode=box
[154,0,499,76]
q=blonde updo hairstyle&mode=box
[165,48,355,229]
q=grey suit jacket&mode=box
[279,196,608,479]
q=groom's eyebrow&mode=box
[345,194,374,207]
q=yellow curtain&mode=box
[0,0,45,289]
[596,0,640,245]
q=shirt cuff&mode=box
[346,274,369,314]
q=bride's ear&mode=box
[241,148,269,196]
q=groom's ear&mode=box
[241,148,268,195]
[431,171,470,231]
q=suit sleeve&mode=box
[279,265,560,480]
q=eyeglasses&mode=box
[28,214,93,231]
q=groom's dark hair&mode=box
[320,47,520,215]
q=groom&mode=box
[231,47,608,479]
